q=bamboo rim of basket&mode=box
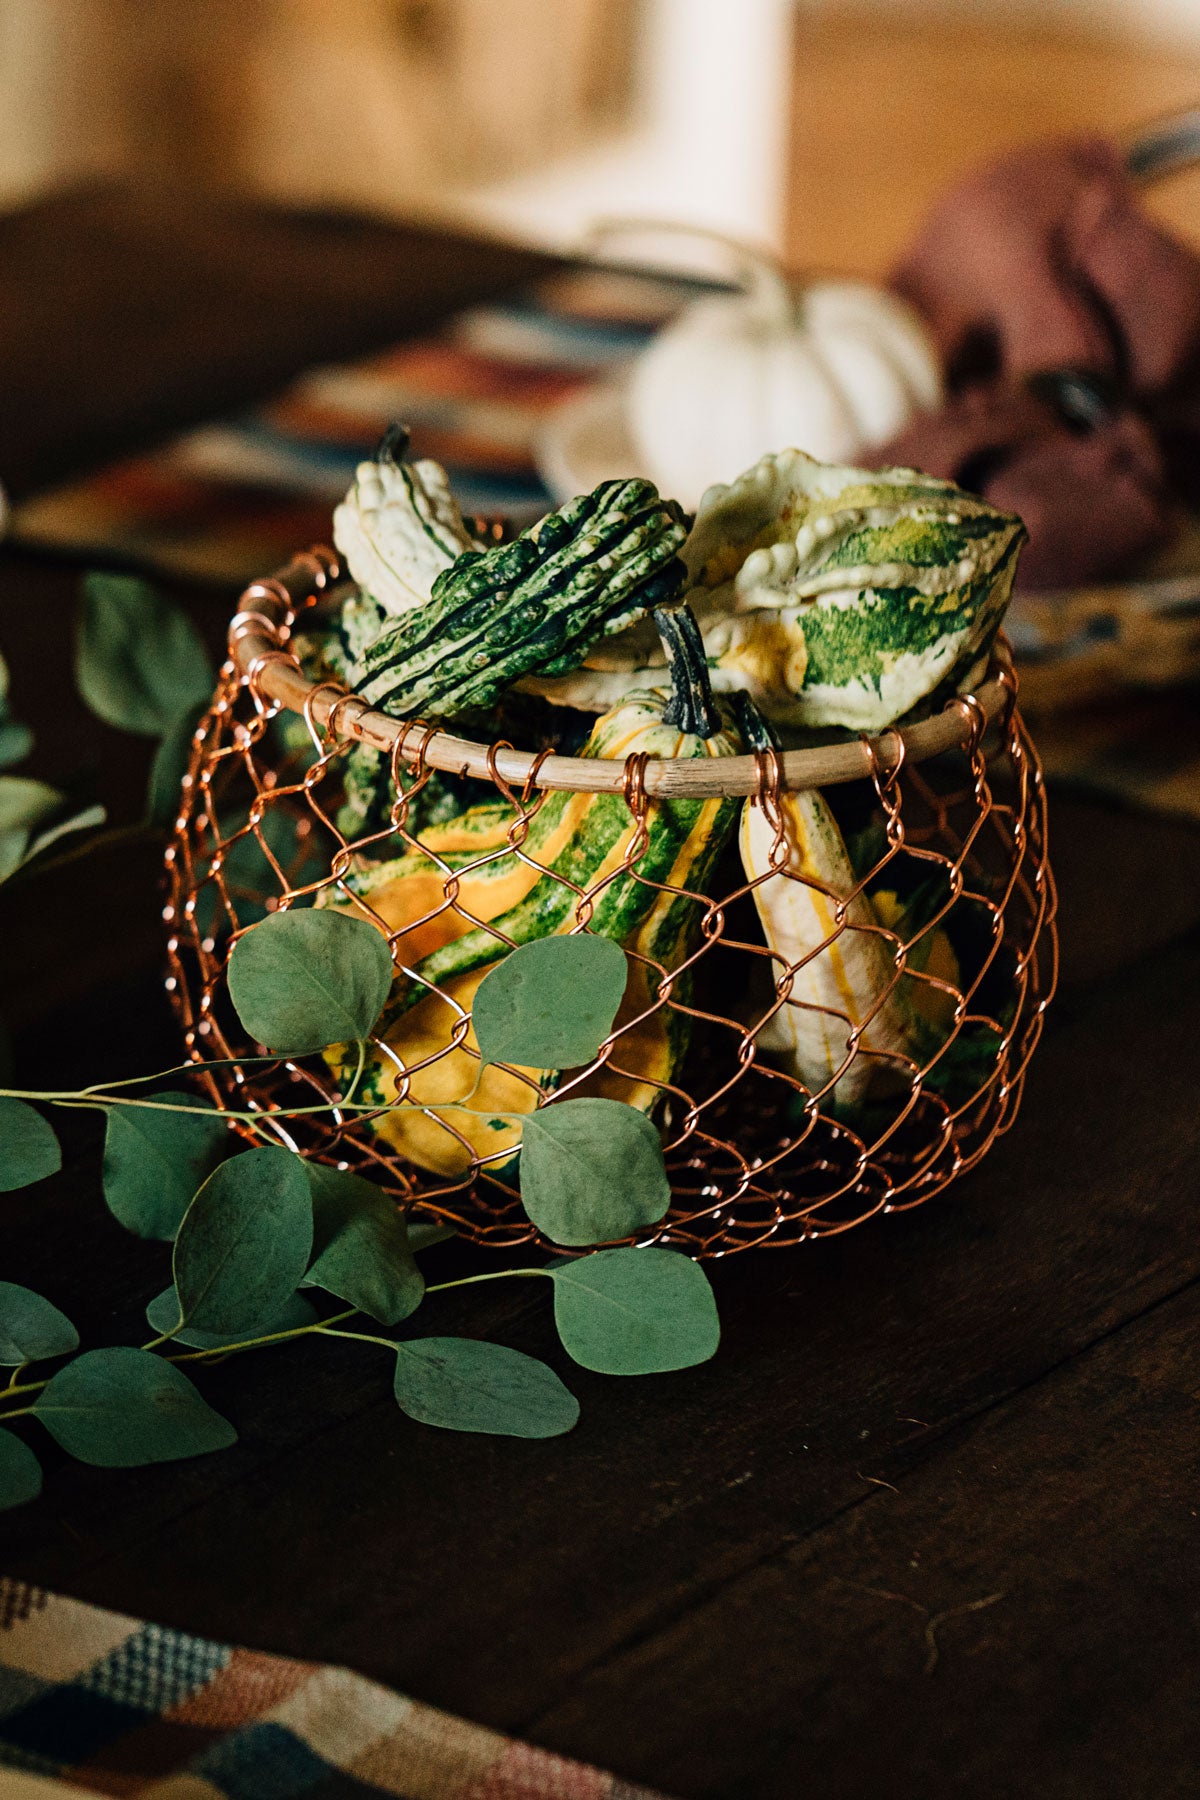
[229,548,1018,800]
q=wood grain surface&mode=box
[1,183,1198,1799]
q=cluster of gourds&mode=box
[307,428,1024,1175]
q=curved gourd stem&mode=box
[654,603,723,739]
[728,689,780,757]
[582,217,795,321]
[376,420,412,467]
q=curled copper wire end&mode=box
[622,750,650,819]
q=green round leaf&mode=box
[76,573,213,736]
[173,1146,313,1335]
[0,779,64,881]
[0,1430,42,1510]
[103,1095,231,1241]
[473,935,628,1070]
[552,1246,720,1375]
[146,703,206,828]
[519,1098,670,1247]
[0,1098,61,1192]
[145,1285,317,1349]
[0,720,34,771]
[227,908,394,1053]
[34,1347,237,1467]
[0,1282,78,1365]
[303,1164,424,1326]
[393,1338,579,1438]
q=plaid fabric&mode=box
[0,1578,670,1800]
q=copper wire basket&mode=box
[164,547,1058,1258]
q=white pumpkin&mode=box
[628,252,942,512]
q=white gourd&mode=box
[332,434,482,617]
[628,252,942,512]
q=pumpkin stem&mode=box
[728,689,779,756]
[654,604,723,739]
[376,421,412,468]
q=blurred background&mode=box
[2,0,1198,263]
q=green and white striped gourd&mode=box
[332,425,483,618]
[357,478,688,720]
[524,448,1025,732]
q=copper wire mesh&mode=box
[164,551,1058,1258]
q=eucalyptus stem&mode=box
[167,1305,360,1363]
[316,1326,400,1353]
[425,1268,552,1295]
[0,1086,532,1126]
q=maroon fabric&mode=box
[895,138,1200,398]
[873,380,1174,590]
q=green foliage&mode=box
[552,1247,719,1374]
[0,778,104,884]
[34,1347,236,1467]
[0,1430,42,1510]
[102,1095,230,1240]
[227,908,394,1053]
[392,1337,579,1437]
[0,721,33,771]
[0,1283,79,1365]
[145,1286,317,1349]
[76,573,213,736]
[473,935,628,1071]
[0,650,33,772]
[173,1147,313,1335]
[146,703,206,828]
[520,1098,670,1246]
[303,1163,424,1326]
[0,1098,61,1191]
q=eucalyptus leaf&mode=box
[195,806,318,935]
[102,1094,230,1240]
[22,802,107,869]
[145,1285,317,1349]
[0,1430,42,1510]
[473,934,628,1070]
[33,1347,237,1467]
[0,1282,79,1365]
[227,908,394,1053]
[0,1098,61,1192]
[303,1163,424,1325]
[76,573,213,736]
[146,703,206,828]
[519,1098,670,1246]
[0,720,33,770]
[0,778,64,880]
[393,1337,579,1438]
[552,1246,720,1375]
[173,1146,313,1335]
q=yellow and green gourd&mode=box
[323,606,743,1178]
[734,697,982,1109]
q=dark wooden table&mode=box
[4,188,1200,1800]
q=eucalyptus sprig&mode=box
[0,920,720,1510]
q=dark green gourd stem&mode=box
[728,688,780,755]
[654,604,723,739]
[376,420,411,466]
